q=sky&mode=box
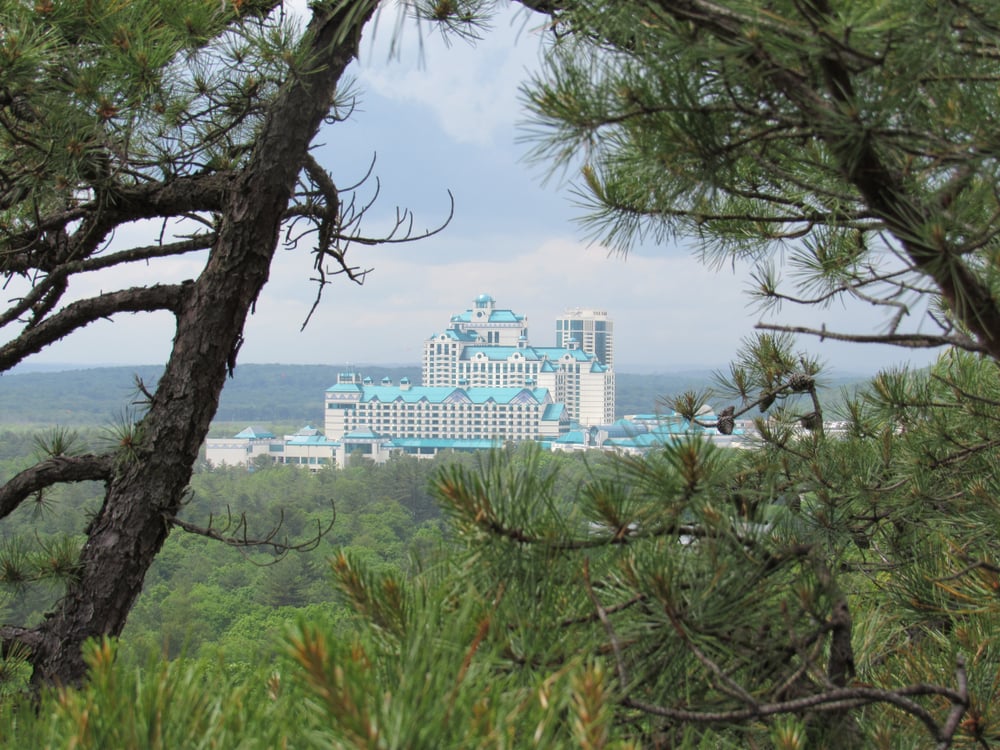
[10,2,939,376]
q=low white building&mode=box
[204,426,284,468]
[206,425,336,471]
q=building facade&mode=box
[423,295,615,426]
[556,307,614,368]
[205,426,337,471]
[324,371,567,444]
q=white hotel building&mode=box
[207,295,617,469]
[423,294,614,426]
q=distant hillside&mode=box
[0,365,165,426]
[0,364,417,427]
[0,364,867,427]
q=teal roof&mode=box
[450,310,525,324]
[533,346,595,362]
[387,437,499,450]
[605,433,681,449]
[342,429,383,440]
[357,385,550,406]
[555,429,586,444]
[234,426,276,439]
[360,386,457,403]
[542,403,566,421]
[326,383,363,394]
[434,328,479,341]
[487,310,522,323]
[286,435,337,446]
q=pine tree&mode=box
[0,0,451,687]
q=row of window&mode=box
[339,427,541,439]
[357,418,535,427]
[352,403,540,412]
[337,416,538,427]
[330,401,542,412]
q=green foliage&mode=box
[31,426,83,459]
[522,0,1000,361]
[0,357,994,746]
[0,638,303,749]
[291,339,994,747]
[0,0,303,217]
[501,5,1000,739]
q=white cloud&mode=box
[357,7,547,147]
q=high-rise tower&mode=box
[555,308,614,369]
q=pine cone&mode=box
[717,408,735,435]
[759,392,776,412]
[788,373,814,392]
[9,93,37,123]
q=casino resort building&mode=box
[206,295,734,470]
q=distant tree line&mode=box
[0,364,823,426]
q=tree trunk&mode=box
[24,1,378,687]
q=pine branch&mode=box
[287,152,454,330]
[755,322,984,353]
[0,283,190,371]
[1,173,230,274]
[0,454,114,521]
[622,676,965,744]
[0,237,213,330]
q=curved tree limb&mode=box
[0,236,213,330]
[1,172,231,274]
[641,0,1000,358]
[14,0,382,688]
[0,283,190,371]
[0,454,114,521]
[621,675,965,743]
[288,148,455,330]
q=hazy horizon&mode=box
[4,358,910,380]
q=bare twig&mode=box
[166,498,336,560]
